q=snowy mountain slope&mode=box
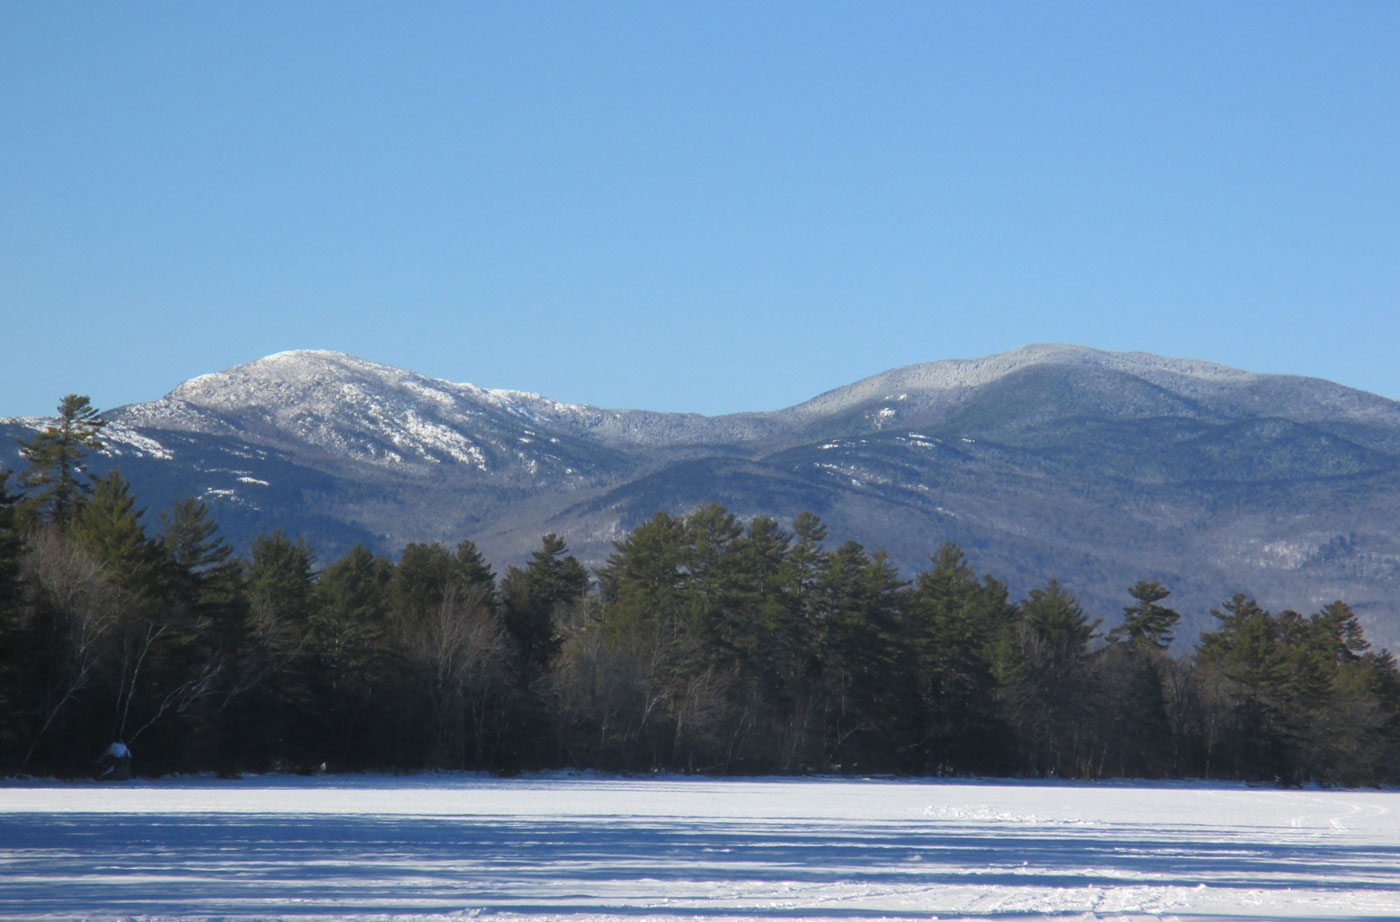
[4,344,1400,644]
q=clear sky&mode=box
[3,2,1397,419]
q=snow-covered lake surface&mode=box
[2,773,1397,921]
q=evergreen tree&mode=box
[319,545,393,630]
[783,512,829,604]
[499,534,588,766]
[0,470,24,612]
[765,511,832,771]
[312,544,397,767]
[393,542,457,624]
[64,471,219,766]
[409,577,512,771]
[1194,594,1291,779]
[246,530,317,626]
[1197,595,1281,679]
[501,533,589,678]
[597,512,691,637]
[1098,581,1181,776]
[1273,601,1388,784]
[586,512,706,770]
[683,504,748,661]
[1107,580,1180,651]
[16,395,106,529]
[698,513,797,771]
[454,540,498,610]
[237,530,318,767]
[159,497,234,606]
[730,517,797,680]
[392,541,497,625]
[814,540,906,770]
[905,543,1014,773]
[71,469,162,599]
[999,579,1101,777]
[0,470,29,752]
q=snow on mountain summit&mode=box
[12,343,1400,647]
[106,344,1400,467]
[167,350,572,416]
[112,350,613,473]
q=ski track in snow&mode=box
[1,774,1398,922]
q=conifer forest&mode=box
[3,397,1399,785]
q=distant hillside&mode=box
[6,344,1400,647]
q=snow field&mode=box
[1,774,1397,921]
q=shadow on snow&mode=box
[2,807,1398,918]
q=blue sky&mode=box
[3,3,1397,418]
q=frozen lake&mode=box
[1,773,1397,921]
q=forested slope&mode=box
[3,406,1397,784]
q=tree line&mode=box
[3,395,1398,784]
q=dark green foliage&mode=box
[160,497,234,604]
[1194,595,1398,783]
[1093,581,1183,777]
[1108,581,1180,651]
[812,541,907,769]
[310,544,395,767]
[2,454,1397,783]
[576,511,709,770]
[234,530,319,769]
[0,471,29,749]
[392,540,497,624]
[15,395,105,529]
[0,470,23,610]
[247,530,317,625]
[502,534,588,679]
[72,469,162,599]
[997,580,1102,777]
[905,543,1015,773]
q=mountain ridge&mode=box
[4,343,1399,647]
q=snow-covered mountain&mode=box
[5,344,1400,645]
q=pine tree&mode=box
[393,543,453,623]
[999,579,1101,777]
[236,530,319,767]
[312,544,396,767]
[454,540,498,610]
[597,511,691,636]
[247,530,317,626]
[906,543,1014,773]
[587,512,706,770]
[0,470,29,753]
[762,511,832,771]
[501,534,589,678]
[16,395,106,529]
[1107,580,1180,651]
[1097,580,1181,777]
[814,540,906,770]
[71,469,162,599]
[0,470,24,612]
[159,497,234,606]
[1194,594,1291,780]
[682,503,747,662]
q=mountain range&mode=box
[5,343,1400,647]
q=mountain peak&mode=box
[9,342,1400,648]
[782,344,1255,419]
[164,350,579,417]
[170,350,411,405]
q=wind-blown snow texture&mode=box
[2,774,1397,921]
